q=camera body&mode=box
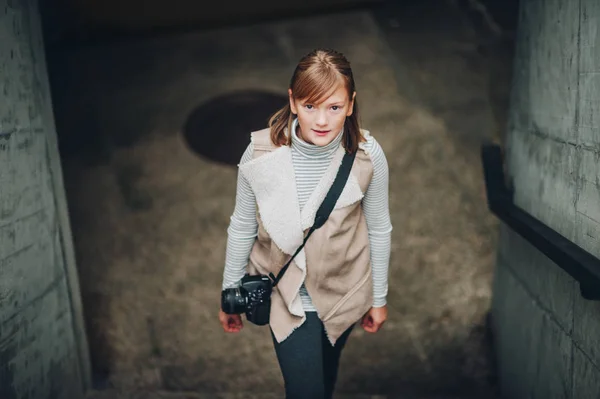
[221,274,272,325]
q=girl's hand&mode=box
[219,309,244,333]
[361,305,388,333]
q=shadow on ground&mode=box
[182,90,287,166]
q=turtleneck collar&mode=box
[290,118,344,159]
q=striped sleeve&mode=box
[362,136,393,307]
[221,142,258,290]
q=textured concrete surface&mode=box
[43,1,515,398]
[0,0,88,398]
[492,0,600,397]
[492,255,573,399]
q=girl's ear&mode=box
[288,89,297,115]
[347,91,357,116]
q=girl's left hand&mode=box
[361,305,388,333]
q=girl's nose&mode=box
[316,110,327,126]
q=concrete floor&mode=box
[46,1,515,398]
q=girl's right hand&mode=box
[219,309,243,333]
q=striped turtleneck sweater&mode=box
[222,119,392,310]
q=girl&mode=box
[219,48,392,399]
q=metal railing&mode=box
[481,143,600,300]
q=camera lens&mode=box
[221,287,247,314]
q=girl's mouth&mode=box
[313,129,330,136]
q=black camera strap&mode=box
[269,149,357,287]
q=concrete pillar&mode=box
[0,1,90,398]
[492,0,600,397]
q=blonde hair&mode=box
[268,48,364,153]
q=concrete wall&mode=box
[0,1,90,398]
[492,0,600,397]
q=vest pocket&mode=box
[321,269,372,322]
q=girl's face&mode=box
[289,84,356,147]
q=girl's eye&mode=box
[305,104,313,110]
[331,106,340,111]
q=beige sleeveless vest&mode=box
[239,128,374,345]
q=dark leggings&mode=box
[271,312,354,399]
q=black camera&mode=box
[221,274,273,326]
